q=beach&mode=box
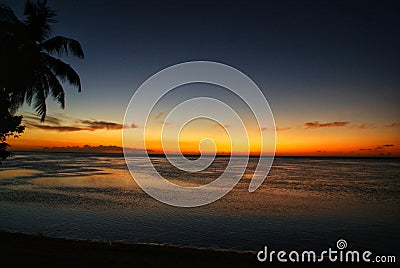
[1,231,396,267]
[0,153,399,267]
[0,231,258,268]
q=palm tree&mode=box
[0,0,84,121]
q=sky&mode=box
[4,0,400,156]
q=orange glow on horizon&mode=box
[8,120,400,157]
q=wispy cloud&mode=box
[357,124,376,129]
[214,123,230,129]
[41,145,151,154]
[155,112,164,120]
[304,121,350,129]
[161,120,173,126]
[276,127,291,131]
[78,120,124,130]
[27,123,84,132]
[23,113,136,132]
[24,112,62,125]
[385,121,400,127]
[385,122,400,128]
[375,144,394,150]
[259,127,290,132]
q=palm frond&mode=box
[24,0,56,41]
[8,91,26,114]
[45,67,65,108]
[0,4,19,23]
[30,69,51,121]
[32,83,47,122]
[41,36,84,59]
[25,87,34,106]
[43,54,82,92]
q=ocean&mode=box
[0,152,399,255]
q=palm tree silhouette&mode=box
[0,0,84,121]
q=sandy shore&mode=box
[0,231,259,268]
[0,231,394,267]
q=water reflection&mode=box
[0,152,399,252]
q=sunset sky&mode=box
[4,0,400,156]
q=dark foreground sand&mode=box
[0,232,395,268]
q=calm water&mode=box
[0,152,399,254]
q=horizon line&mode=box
[9,150,400,158]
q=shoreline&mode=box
[0,231,259,268]
[0,231,393,267]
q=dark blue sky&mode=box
[4,0,400,126]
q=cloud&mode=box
[304,121,350,129]
[214,123,230,129]
[259,127,290,132]
[23,113,136,132]
[161,120,173,126]
[27,121,127,132]
[23,113,62,125]
[359,148,372,151]
[276,127,291,131]
[41,145,151,154]
[375,144,395,150]
[155,112,164,120]
[78,120,124,130]
[357,124,376,129]
[27,123,84,132]
[385,122,400,128]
